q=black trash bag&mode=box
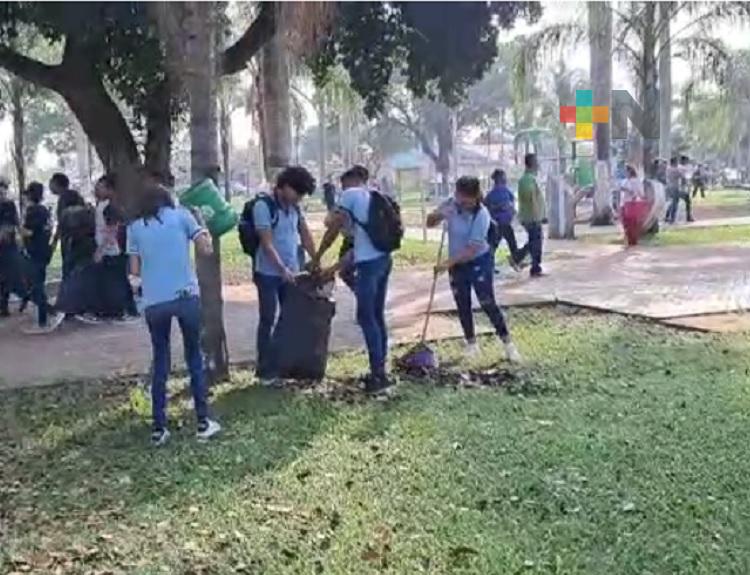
[271,273,336,381]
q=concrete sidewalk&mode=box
[2,240,750,390]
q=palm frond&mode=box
[674,36,732,86]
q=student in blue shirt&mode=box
[127,178,221,446]
[427,176,522,363]
[484,169,522,271]
[313,165,393,395]
[253,166,317,384]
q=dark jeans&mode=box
[0,245,28,315]
[100,255,137,318]
[449,251,509,343]
[144,295,208,431]
[355,255,392,377]
[518,222,543,275]
[61,241,75,281]
[692,182,706,199]
[28,258,49,326]
[667,190,692,223]
[254,272,287,378]
[493,222,521,264]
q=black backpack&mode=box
[351,191,403,253]
[238,193,301,258]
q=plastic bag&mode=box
[271,273,336,380]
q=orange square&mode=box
[593,106,609,123]
[576,123,593,140]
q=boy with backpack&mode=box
[312,165,403,395]
[239,166,317,384]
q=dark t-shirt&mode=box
[56,189,85,236]
[24,204,52,262]
[0,199,19,248]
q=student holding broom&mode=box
[426,176,522,363]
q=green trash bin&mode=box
[179,178,238,237]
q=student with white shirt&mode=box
[313,166,396,395]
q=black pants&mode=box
[0,245,29,315]
[517,222,543,275]
[100,255,137,318]
[28,257,49,326]
[494,222,521,264]
[692,182,706,199]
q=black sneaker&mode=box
[364,375,394,396]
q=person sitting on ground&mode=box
[427,176,521,363]
[516,153,546,278]
[127,178,221,446]
[20,182,64,334]
[94,174,138,321]
[252,166,317,386]
[484,168,523,272]
[312,165,395,396]
[0,178,29,317]
[49,173,85,281]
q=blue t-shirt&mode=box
[126,206,203,308]
[439,200,490,260]
[253,197,301,277]
[484,184,515,225]
[337,187,384,264]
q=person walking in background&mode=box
[516,153,546,278]
[427,176,522,363]
[49,173,85,281]
[0,178,28,317]
[94,174,138,321]
[127,180,221,446]
[322,179,337,212]
[484,168,522,272]
[665,157,692,223]
[251,166,317,385]
[20,182,64,334]
[692,164,706,199]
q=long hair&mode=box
[135,183,174,225]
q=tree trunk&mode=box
[259,19,292,180]
[75,120,90,196]
[589,1,613,225]
[10,79,25,208]
[317,95,327,187]
[219,93,232,201]
[144,79,173,178]
[184,0,229,383]
[658,1,672,161]
[641,3,659,171]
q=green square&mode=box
[576,106,592,123]
[576,89,593,106]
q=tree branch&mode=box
[220,2,276,76]
[0,45,61,90]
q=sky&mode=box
[2,1,750,176]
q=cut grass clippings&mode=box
[3,307,750,573]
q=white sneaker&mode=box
[151,428,171,447]
[504,341,523,364]
[464,341,480,358]
[23,312,65,335]
[196,419,221,441]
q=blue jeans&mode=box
[28,257,49,326]
[144,295,208,431]
[254,272,287,378]
[518,221,543,275]
[449,251,509,342]
[355,255,392,377]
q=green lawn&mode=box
[3,307,750,573]
[585,224,750,248]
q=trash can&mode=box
[179,179,238,237]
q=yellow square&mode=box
[576,123,593,140]
[593,106,609,123]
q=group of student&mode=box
[247,153,546,399]
[0,173,138,334]
[652,155,705,224]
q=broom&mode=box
[398,224,447,373]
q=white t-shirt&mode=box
[621,177,644,203]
